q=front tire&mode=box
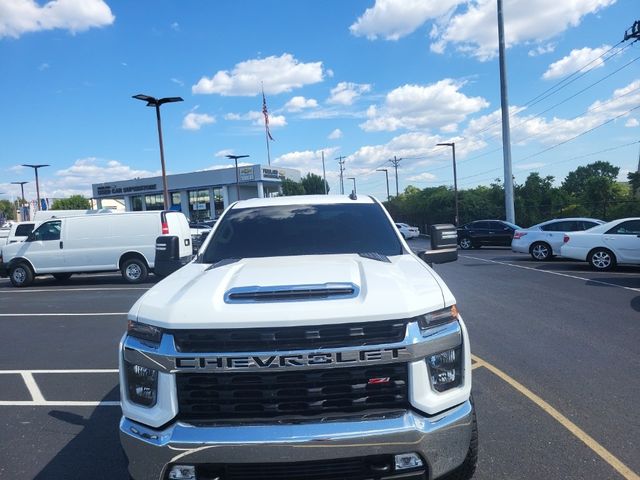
[530,242,551,261]
[588,248,616,271]
[10,263,34,288]
[459,237,473,250]
[121,258,148,283]
[441,403,478,480]
[52,273,72,281]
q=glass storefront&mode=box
[145,194,164,211]
[189,189,210,221]
[213,188,224,217]
[171,192,181,210]
[132,195,144,211]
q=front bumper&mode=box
[121,400,474,480]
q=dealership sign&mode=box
[96,184,158,197]
[262,168,285,180]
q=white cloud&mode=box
[408,172,437,182]
[542,45,610,80]
[170,78,184,87]
[528,43,556,57]
[432,0,616,61]
[625,118,639,128]
[274,147,340,178]
[8,165,26,172]
[182,112,215,130]
[328,82,372,105]
[350,0,463,40]
[38,62,49,71]
[170,21,180,32]
[192,53,325,96]
[328,128,343,140]
[360,79,488,132]
[225,110,287,127]
[200,162,253,172]
[214,149,235,158]
[284,96,318,112]
[0,0,115,39]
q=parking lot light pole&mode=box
[132,94,184,210]
[436,142,459,226]
[376,169,390,201]
[226,154,250,201]
[347,177,356,195]
[21,164,49,212]
[11,181,29,220]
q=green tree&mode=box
[562,161,619,198]
[0,199,16,221]
[280,179,305,196]
[301,173,330,194]
[51,195,91,210]
[628,171,640,197]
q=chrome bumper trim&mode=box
[121,400,473,480]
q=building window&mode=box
[171,192,181,208]
[213,188,225,217]
[189,189,210,221]
[145,194,164,211]
[132,195,144,211]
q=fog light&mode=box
[427,346,462,392]
[168,465,196,480]
[395,453,423,470]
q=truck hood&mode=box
[133,254,451,329]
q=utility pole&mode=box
[623,20,640,42]
[336,156,346,194]
[497,0,516,224]
[389,156,402,197]
[11,181,29,221]
[436,142,459,226]
[376,168,390,201]
[321,151,328,194]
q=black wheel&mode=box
[121,258,148,283]
[530,242,551,261]
[459,237,473,250]
[9,263,34,288]
[588,248,616,271]
[440,404,478,480]
[52,273,73,281]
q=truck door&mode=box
[603,220,640,263]
[20,220,64,272]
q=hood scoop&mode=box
[224,282,359,303]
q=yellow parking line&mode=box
[471,362,484,370]
[472,355,639,480]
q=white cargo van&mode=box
[0,211,192,287]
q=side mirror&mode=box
[418,224,458,265]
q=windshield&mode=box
[201,203,403,263]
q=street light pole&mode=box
[22,164,49,212]
[321,151,328,194]
[11,181,29,221]
[347,177,356,195]
[132,94,184,210]
[376,169,390,201]
[226,154,250,201]
[436,142,459,226]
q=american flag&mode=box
[262,89,274,141]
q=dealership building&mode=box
[91,164,301,220]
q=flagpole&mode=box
[264,122,272,166]
[261,82,272,166]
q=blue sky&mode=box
[0,0,638,202]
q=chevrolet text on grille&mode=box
[175,347,409,370]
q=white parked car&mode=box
[512,217,604,261]
[2,221,38,245]
[395,222,420,239]
[0,211,192,287]
[561,218,640,271]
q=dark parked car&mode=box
[457,220,521,249]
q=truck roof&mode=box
[233,195,376,209]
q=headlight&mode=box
[416,305,459,333]
[125,361,158,407]
[427,347,463,392]
[127,320,163,344]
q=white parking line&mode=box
[462,255,640,293]
[0,313,127,317]
[0,400,120,406]
[0,287,149,293]
[0,369,118,374]
[20,372,45,403]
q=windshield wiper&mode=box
[358,252,391,263]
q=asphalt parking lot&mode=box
[0,245,638,480]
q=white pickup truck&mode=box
[119,195,476,480]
